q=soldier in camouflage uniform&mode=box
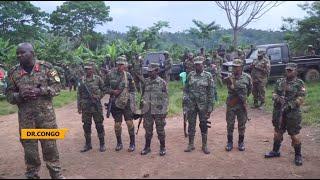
[67,64,78,91]
[53,63,66,89]
[183,52,195,75]
[6,43,64,179]
[306,45,316,56]
[236,49,246,62]
[163,51,172,83]
[77,63,106,153]
[251,50,271,109]
[104,56,137,152]
[265,63,306,166]
[223,59,252,152]
[140,63,168,156]
[184,56,214,155]
[131,53,144,93]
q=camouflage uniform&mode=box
[184,56,214,154]
[54,65,66,89]
[265,63,306,166]
[67,65,78,91]
[305,45,316,56]
[77,64,106,152]
[131,55,144,93]
[163,51,172,83]
[251,50,271,108]
[6,60,64,179]
[140,63,168,156]
[224,59,252,151]
[104,57,136,152]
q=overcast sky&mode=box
[31,1,309,33]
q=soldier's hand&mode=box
[78,109,82,114]
[205,112,211,119]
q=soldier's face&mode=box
[232,66,242,75]
[149,69,158,79]
[195,63,203,72]
[117,64,125,72]
[285,69,296,78]
[85,68,93,76]
[17,46,34,65]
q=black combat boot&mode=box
[265,141,281,158]
[159,139,166,156]
[226,135,233,151]
[238,135,245,151]
[128,135,135,152]
[201,134,210,154]
[184,136,195,152]
[99,135,106,152]
[80,134,92,153]
[115,135,123,151]
[141,138,151,155]
[294,143,303,166]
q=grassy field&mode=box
[0,90,77,116]
[1,81,319,126]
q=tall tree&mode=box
[215,1,282,48]
[49,1,112,46]
[188,19,220,47]
[0,1,48,43]
[141,21,170,50]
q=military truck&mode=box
[142,52,183,81]
[221,43,320,82]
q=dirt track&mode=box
[1,95,320,179]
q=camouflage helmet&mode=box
[116,56,127,65]
[308,45,313,48]
[285,63,297,70]
[163,51,169,55]
[194,56,205,64]
[84,62,94,69]
[232,58,243,67]
[147,62,160,71]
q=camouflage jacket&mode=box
[77,74,105,111]
[164,57,172,73]
[226,73,252,107]
[6,60,61,107]
[142,76,168,115]
[184,59,195,74]
[273,77,306,110]
[104,69,136,96]
[212,56,224,70]
[54,65,65,79]
[184,70,214,112]
[132,58,143,75]
[251,57,270,83]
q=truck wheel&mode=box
[304,69,320,82]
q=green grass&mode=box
[0,90,77,116]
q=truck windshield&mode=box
[249,48,267,59]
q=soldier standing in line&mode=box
[6,43,65,179]
[163,51,172,83]
[77,63,106,153]
[183,52,195,75]
[104,56,137,152]
[251,50,271,109]
[140,63,168,156]
[184,56,214,155]
[306,45,316,56]
[131,53,144,93]
[223,59,252,152]
[265,63,306,166]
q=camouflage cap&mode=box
[105,54,111,58]
[232,58,243,67]
[147,63,160,71]
[308,45,313,48]
[258,50,266,56]
[194,56,205,64]
[163,51,169,55]
[285,63,297,70]
[116,56,127,65]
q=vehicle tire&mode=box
[304,69,320,82]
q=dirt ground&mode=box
[1,96,320,179]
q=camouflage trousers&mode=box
[143,111,166,141]
[272,106,302,136]
[111,101,135,137]
[226,104,247,136]
[187,108,209,138]
[82,103,105,137]
[252,81,267,103]
[18,106,62,179]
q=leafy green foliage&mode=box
[188,19,220,47]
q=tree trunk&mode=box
[233,29,238,50]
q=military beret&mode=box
[232,58,243,67]
[285,63,297,70]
